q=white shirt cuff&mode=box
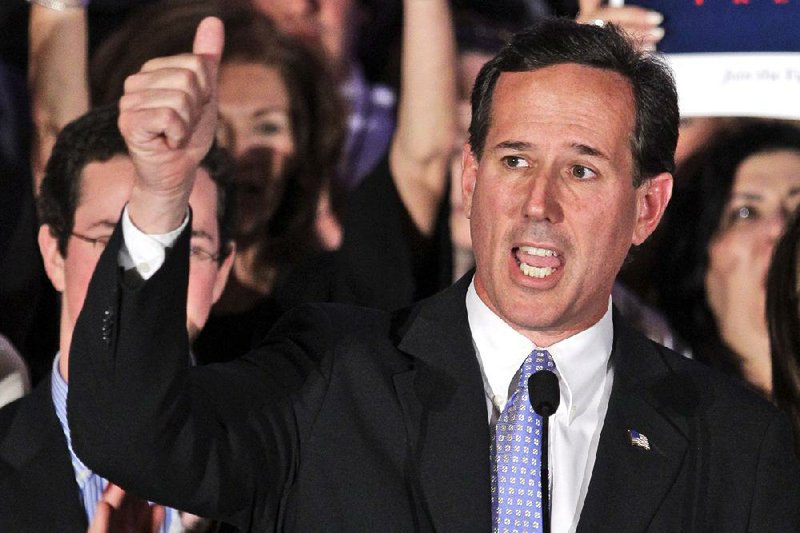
[119,204,189,280]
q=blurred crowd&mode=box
[1,0,799,530]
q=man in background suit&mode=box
[68,16,800,531]
[0,105,235,531]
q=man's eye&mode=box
[570,165,597,180]
[502,156,529,169]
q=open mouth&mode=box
[514,246,561,279]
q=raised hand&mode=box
[120,16,224,234]
[576,0,664,51]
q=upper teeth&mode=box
[520,246,557,257]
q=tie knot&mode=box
[515,349,556,395]
[529,348,556,373]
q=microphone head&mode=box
[528,370,560,417]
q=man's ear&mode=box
[461,143,478,219]
[632,172,673,246]
[38,224,66,292]
[211,241,236,304]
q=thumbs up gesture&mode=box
[119,17,224,234]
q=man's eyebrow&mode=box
[493,141,611,161]
[573,143,610,161]
[86,220,117,231]
[190,229,215,242]
[494,141,533,152]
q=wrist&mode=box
[128,185,191,236]
[27,0,88,10]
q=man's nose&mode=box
[522,171,560,223]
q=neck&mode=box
[58,351,69,383]
[59,310,72,382]
[739,355,773,399]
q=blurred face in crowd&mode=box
[461,64,671,346]
[217,62,293,237]
[249,0,355,69]
[38,156,233,379]
[449,51,494,253]
[675,117,722,170]
[705,149,800,381]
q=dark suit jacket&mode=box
[68,224,800,531]
[0,376,87,531]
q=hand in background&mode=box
[28,3,90,193]
[577,0,664,51]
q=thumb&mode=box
[193,16,225,76]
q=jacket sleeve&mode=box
[66,218,331,529]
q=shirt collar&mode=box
[50,354,94,488]
[466,278,614,422]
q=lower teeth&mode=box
[520,263,555,278]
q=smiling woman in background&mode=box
[655,122,800,396]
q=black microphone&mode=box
[529,370,560,533]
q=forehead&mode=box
[733,149,800,193]
[219,63,290,111]
[188,168,221,240]
[487,64,635,157]
[75,156,135,224]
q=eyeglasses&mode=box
[71,231,221,263]
[71,231,111,250]
[189,246,221,263]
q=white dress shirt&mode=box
[466,281,615,533]
[121,207,615,532]
[120,205,188,279]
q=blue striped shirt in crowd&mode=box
[50,355,178,532]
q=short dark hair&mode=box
[468,17,678,187]
[37,104,235,261]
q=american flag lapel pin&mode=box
[627,429,651,451]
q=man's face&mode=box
[461,64,671,346]
[39,155,233,375]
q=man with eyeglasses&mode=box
[0,104,235,531]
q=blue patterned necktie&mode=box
[491,349,556,532]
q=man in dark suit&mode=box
[0,105,235,531]
[67,16,800,532]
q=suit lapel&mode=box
[577,312,692,532]
[393,276,492,531]
[0,378,87,530]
